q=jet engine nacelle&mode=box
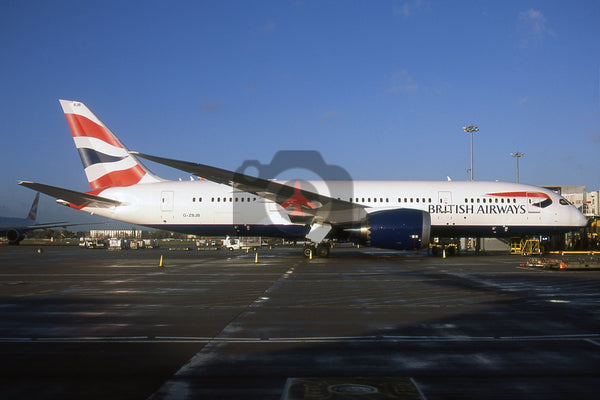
[359,208,431,250]
[6,228,25,245]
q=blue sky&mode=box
[1,0,599,225]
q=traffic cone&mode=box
[255,252,259,263]
[159,255,164,267]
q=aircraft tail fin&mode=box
[27,192,40,221]
[59,100,162,189]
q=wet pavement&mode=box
[1,245,599,399]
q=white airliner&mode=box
[18,100,587,256]
[0,193,70,244]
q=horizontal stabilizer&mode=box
[18,181,122,208]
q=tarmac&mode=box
[1,245,599,399]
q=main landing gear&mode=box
[302,243,331,258]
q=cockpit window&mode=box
[531,198,553,208]
[559,198,571,206]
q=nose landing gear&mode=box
[302,243,331,258]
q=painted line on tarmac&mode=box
[2,333,599,344]
[585,338,600,347]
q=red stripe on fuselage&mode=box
[65,113,123,148]
[487,191,550,199]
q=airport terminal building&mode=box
[547,185,599,218]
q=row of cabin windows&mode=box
[349,197,518,204]
[191,197,257,203]
[466,197,517,204]
[191,196,518,204]
[351,197,391,203]
[346,198,432,203]
[348,197,518,204]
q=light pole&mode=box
[462,124,479,181]
[511,152,524,183]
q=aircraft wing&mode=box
[23,221,106,230]
[132,152,367,224]
[24,221,70,229]
[18,181,122,209]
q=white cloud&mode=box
[387,69,419,93]
[393,0,425,18]
[518,9,556,47]
[517,96,528,108]
[261,19,275,33]
[198,102,220,114]
[320,111,343,122]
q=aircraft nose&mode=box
[574,208,588,228]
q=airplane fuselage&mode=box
[19,100,588,253]
[81,179,586,239]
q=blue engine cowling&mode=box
[6,228,26,245]
[359,208,431,250]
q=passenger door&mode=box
[161,191,174,212]
[160,191,174,223]
[438,191,452,205]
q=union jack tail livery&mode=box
[27,192,40,221]
[59,100,161,189]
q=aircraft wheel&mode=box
[302,245,316,258]
[316,244,330,258]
